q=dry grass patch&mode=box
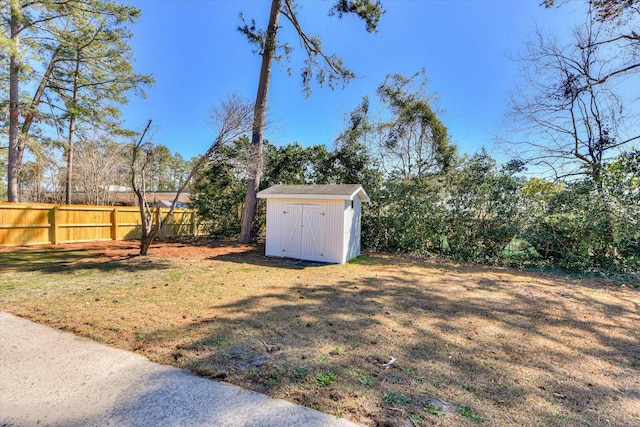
[1,240,638,426]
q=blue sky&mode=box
[122,0,585,161]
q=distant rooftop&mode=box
[257,184,369,202]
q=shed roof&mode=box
[257,184,370,202]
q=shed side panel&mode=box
[343,198,362,262]
[322,199,345,263]
[265,199,284,257]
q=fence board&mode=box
[0,202,208,247]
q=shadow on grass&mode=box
[206,248,332,270]
[6,241,635,425]
[0,248,172,274]
[134,264,639,426]
[207,247,455,271]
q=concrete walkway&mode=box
[0,312,360,427]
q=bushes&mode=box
[520,181,639,273]
[362,152,639,274]
[442,152,522,263]
[363,152,524,265]
[191,162,246,238]
[192,138,638,276]
[363,179,445,255]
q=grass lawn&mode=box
[1,240,638,426]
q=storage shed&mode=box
[257,184,370,264]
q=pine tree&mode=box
[237,0,384,242]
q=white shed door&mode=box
[283,204,327,261]
[283,205,303,258]
[301,205,327,260]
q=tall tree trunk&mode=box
[65,50,81,205]
[65,114,76,205]
[8,1,20,202]
[238,0,281,243]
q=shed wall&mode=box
[343,198,362,262]
[265,198,345,263]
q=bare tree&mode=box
[18,142,58,203]
[505,9,639,188]
[74,136,128,205]
[544,0,640,73]
[334,71,454,181]
[131,95,252,256]
[374,71,454,179]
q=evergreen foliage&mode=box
[193,139,639,276]
[192,70,638,278]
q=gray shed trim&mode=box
[257,184,370,203]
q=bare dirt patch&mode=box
[1,240,638,426]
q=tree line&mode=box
[193,0,640,275]
[192,0,639,276]
[2,0,638,272]
[1,133,193,206]
[191,74,639,275]
[2,0,153,203]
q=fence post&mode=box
[51,206,59,244]
[191,210,197,236]
[111,207,118,240]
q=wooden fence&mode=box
[0,202,209,247]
